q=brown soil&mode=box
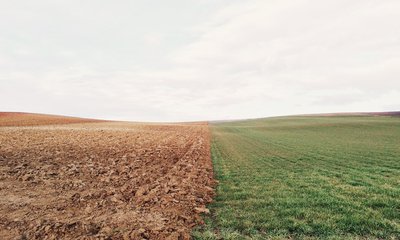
[0,112,104,127]
[0,115,215,239]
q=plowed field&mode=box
[0,114,215,239]
[0,112,103,127]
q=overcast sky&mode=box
[1,0,399,122]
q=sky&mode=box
[1,0,399,122]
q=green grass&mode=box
[193,116,400,239]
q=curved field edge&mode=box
[0,112,105,126]
[193,116,400,239]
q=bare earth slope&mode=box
[0,114,215,239]
[0,112,104,127]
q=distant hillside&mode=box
[300,111,400,117]
[211,111,400,124]
[368,111,400,116]
[0,112,105,127]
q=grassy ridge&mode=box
[194,116,400,239]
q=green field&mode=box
[194,116,400,239]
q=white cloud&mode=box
[0,0,399,121]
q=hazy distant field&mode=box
[194,116,400,239]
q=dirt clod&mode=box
[194,207,210,214]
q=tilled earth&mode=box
[0,118,215,239]
[0,112,103,127]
